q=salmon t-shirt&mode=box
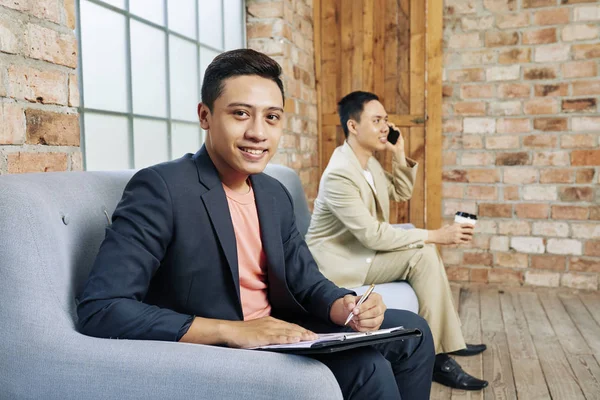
[222,183,271,320]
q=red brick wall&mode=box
[442,0,600,289]
[246,0,320,208]
[0,0,81,174]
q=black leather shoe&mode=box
[449,343,487,357]
[433,357,488,391]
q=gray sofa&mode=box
[0,163,417,399]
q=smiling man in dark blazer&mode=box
[77,49,434,400]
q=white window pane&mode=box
[168,0,196,39]
[171,123,201,159]
[169,36,199,121]
[199,47,219,86]
[84,113,130,171]
[223,0,244,50]
[97,0,125,9]
[81,1,128,112]
[131,21,167,117]
[130,0,165,26]
[133,119,168,168]
[198,0,223,49]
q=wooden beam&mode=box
[321,113,426,127]
[362,0,374,92]
[314,0,323,172]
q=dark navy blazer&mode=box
[77,146,352,341]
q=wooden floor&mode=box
[431,284,600,400]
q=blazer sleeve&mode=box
[77,167,191,342]
[322,170,428,251]
[278,184,354,323]
[385,155,419,202]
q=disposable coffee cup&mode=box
[455,211,477,226]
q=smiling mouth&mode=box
[240,147,267,155]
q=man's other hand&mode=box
[223,316,318,349]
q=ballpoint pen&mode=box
[344,284,376,326]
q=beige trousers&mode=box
[365,244,466,354]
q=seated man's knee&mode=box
[385,310,434,356]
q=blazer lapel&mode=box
[193,147,242,317]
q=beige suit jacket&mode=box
[306,142,429,288]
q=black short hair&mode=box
[337,91,380,138]
[201,49,284,112]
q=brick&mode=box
[562,99,597,113]
[7,65,68,106]
[592,206,600,220]
[463,252,493,266]
[465,169,500,183]
[561,134,596,148]
[497,12,530,29]
[248,38,284,56]
[443,151,457,165]
[0,13,25,54]
[570,257,600,273]
[547,239,583,255]
[7,151,68,173]
[498,48,531,64]
[498,84,531,98]
[525,271,560,287]
[524,98,559,115]
[523,28,556,45]
[247,2,284,18]
[446,267,470,282]
[71,151,82,171]
[572,117,600,131]
[495,152,530,166]
[443,200,478,217]
[461,152,495,166]
[510,237,545,253]
[461,16,495,31]
[68,74,79,108]
[515,203,549,219]
[454,101,487,116]
[26,24,77,68]
[471,268,490,283]
[441,248,462,266]
[487,65,520,81]
[572,80,600,96]
[491,236,510,252]
[0,102,26,145]
[532,255,567,271]
[497,118,531,134]
[448,33,482,49]
[533,221,570,237]
[571,223,600,239]
[534,118,567,132]
[65,0,76,29]
[533,8,570,25]
[504,168,539,185]
[485,32,519,47]
[445,0,477,14]
[443,86,454,98]
[448,68,485,83]
[460,50,497,66]
[524,66,557,80]
[563,0,599,3]
[483,0,517,12]
[571,150,600,166]
[523,185,558,201]
[486,135,520,150]
[489,101,521,116]
[463,135,484,149]
[488,268,523,285]
[247,20,282,38]
[461,84,495,99]
[576,169,595,183]
[563,24,599,42]
[574,4,600,21]
[466,185,498,200]
[533,151,570,166]
[540,168,573,183]
[464,118,495,134]
[478,220,499,234]
[585,241,600,256]
[561,273,598,290]
[499,221,531,235]
[504,186,520,200]
[534,84,568,97]
[559,186,594,201]
[443,119,462,133]
[443,183,464,198]
[562,61,598,79]
[534,44,570,63]
[573,44,600,60]
[24,109,80,146]
[523,0,555,7]
[479,203,512,217]
[523,135,558,148]
[442,169,467,183]
[495,253,529,268]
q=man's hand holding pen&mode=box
[329,286,387,332]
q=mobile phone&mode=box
[387,126,400,144]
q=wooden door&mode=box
[314,0,443,229]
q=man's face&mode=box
[199,75,284,177]
[349,100,389,153]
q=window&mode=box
[76,0,246,171]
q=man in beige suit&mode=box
[306,91,488,391]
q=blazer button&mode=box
[366,258,372,263]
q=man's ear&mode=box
[346,119,358,136]
[198,103,210,130]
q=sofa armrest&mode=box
[2,333,343,400]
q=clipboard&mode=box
[252,326,422,355]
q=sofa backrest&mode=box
[0,164,310,331]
